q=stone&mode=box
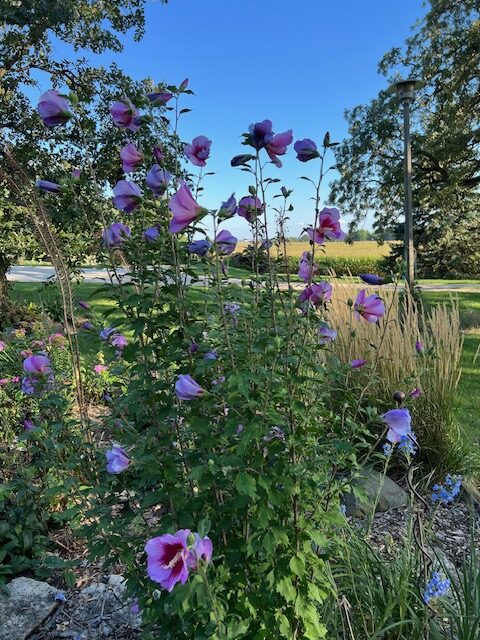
[344,468,407,516]
[0,577,58,640]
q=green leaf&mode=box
[289,554,306,577]
[235,473,257,499]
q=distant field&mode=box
[235,240,396,259]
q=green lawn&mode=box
[422,291,480,448]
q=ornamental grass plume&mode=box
[328,279,464,471]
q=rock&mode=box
[107,574,125,589]
[0,577,58,640]
[344,468,407,516]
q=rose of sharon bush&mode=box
[35,80,418,639]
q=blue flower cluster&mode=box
[423,572,451,603]
[398,434,417,456]
[382,442,393,457]
[431,474,462,504]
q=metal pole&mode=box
[402,99,415,286]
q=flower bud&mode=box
[393,390,406,404]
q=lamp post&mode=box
[387,78,424,287]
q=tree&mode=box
[0,0,170,306]
[330,0,480,277]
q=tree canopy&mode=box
[331,0,480,277]
[0,0,170,302]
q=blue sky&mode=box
[48,0,426,239]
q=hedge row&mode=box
[275,255,387,277]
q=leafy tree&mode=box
[0,0,169,305]
[330,0,480,277]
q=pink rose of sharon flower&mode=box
[215,229,237,255]
[105,445,130,474]
[175,374,205,400]
[354,290,385,323]
[184,135,212,167]
[168,182,204,234]
[351,359,367,369]
[382,408,412,444]
[102,222,131,248]
[37,90,72,127]
[113,180,142,213]
[145,529,192,592]
[120,143,143,173]
[110,100,139,132]
[188,533,213,569]
[23,354,52,375]
[266,129,293,167]
[145,530,212,592]
[306,207,345,244]
[298,251,318,282]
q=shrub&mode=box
[7,77,470,638]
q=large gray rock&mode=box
[344,468,407,516]
[0,577,58,640]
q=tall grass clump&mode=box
[327,281,464,472]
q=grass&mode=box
[236,240,396,259]
[422,291,480,449]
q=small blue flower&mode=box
[54,591,66,602]
[423,572,450,603]
[382,442,393,457]
[398,434,417,456]
[431,474,462,504]
[340,503,347,516]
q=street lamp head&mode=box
[387,78,425,103]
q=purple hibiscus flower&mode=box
[298,251,318,282]
[350,359,367,369]
[175,374,205,400]
[215,230,237,255]
[237,196,263,223]
[36,180,62,194]
[266,129,293,167]
[145,530,192,592]
[146,165,171,197]
[187,534,213,569]
[382,408,413,444]
[246,120,274,149]
[110,100,140,132]
[184,135,212,167]
[113,180,142,213]
[102,222,131,248]
[37,90,72,127]
[318,326,337,345]
[168,182,204,234]
[187,239,211,256]
[354,290,385,323]
[294,138,320,162]
[299,281,333,307]
[111,334,128,350]
[23,354,52,376]
[306,207,346,244]
[153,146,164,163]
[147,91,173,105]
[360,274,385,286]
[105,445,130,474]
[144,226,160,242]
[218,194,237,218]
[120,143,143,173]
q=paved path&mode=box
[7,266,480,292]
